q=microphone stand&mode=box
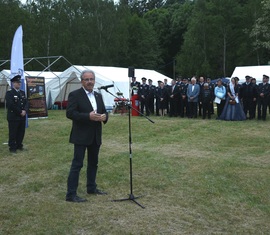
[100,87,154,209]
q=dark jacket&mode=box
[5,88,28,121]
[66,88,108,146]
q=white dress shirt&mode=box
[83,88,97,112]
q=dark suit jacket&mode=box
[5,88,28,121]
[66,87,108,146]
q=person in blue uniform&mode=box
[5,75,29,153]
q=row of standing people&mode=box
[131,74,270,121]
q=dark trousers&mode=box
[217,99,226,117]
[8,120,26,151]
[169,98,179,117]
[140,98,149,115]
[198,101,203,116]
[180,98,187,117]
[155,98,159,116]
[66,143,100,199]
[202,101,212,119]
[148,97,155,114]
[243,98,255,119]
[258,97,268,120]
[188,102,197,118]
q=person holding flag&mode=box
[5,75,28,153]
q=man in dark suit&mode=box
[147,79,156,115]
[66,70,108,203]
[169,79,180,117]
[257,74,270,121]
[197,76,205,116]
[180,78,189,117]
[5,75,28,154]
[240,75,257,119]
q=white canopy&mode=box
[231,65,270,83]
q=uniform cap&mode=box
[10,75,21,83]
[263,74,269,79]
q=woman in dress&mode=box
[156,82,168,116]
[219,77,246,121]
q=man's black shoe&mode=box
[10,150,17,154]
[66,195,87,203]
[87,189,107,195]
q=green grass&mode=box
[0,108,270,234]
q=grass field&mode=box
[0,108,270,234]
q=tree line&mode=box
[0,0,269,79]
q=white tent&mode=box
[46,65,172,109]
[231,65,270,83]
[0,69,61,104]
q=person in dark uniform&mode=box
[130,77,140,96]
[138,77,150,115]
[201,83,213,119]
[197,76,205,116]
[155,81,162,116]
[207,78,215,114]
[251,77,258,118]
[240,75,257,119]
[5,75,28,154]
[257,74,270,121]
[180,78,189,117]
[169,79,180,117]
[66,69,108,203]
[148,79,156,115]
[164,78,170,114]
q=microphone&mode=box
[98,84,114,90]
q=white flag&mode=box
[10,25,25,91]
[10,25,28,127]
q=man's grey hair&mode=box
[80,69,95,80]
[191,77,196,82]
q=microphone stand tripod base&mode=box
[112,194,145,209]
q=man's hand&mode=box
[89,111,106,122]
[21,110,26,117]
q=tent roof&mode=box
[72,65,171,85]
[231,65,270,83]
[0,69,62,85]
[45,65,172,109]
